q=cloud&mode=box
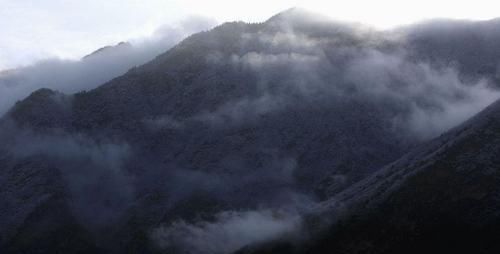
[0,16,218,115]
[197,27,500,139]
[151,208,302,254]
[3,126,133,229]
[345,50,500,139]
[160,151,302,208]
[191,93,288,127]
[2,14,500,251]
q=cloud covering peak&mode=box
[0,16,218,115]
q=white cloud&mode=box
[0,15,217,115]
[152,209,302,254]
[2,0,500,70]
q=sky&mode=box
[1,0,500,70]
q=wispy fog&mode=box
[0,16,217,115]
[1,124,133,229]
[2,10,500,253]
[152,209,302,254]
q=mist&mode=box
[152,209,302,254]
[0,123,133,230]
[136,21,500,249]
[2,9,500,253]
[170,24,500,139]
[0,16,218,115]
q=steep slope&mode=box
[281,97,500,253]
[0,10,410,252]
[2,9,500,253]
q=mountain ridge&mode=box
[3,9,500,253]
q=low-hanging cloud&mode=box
[152,208,302,254]
[131,25,500,249]
[345,50,500,139]
[3,125,133,229]
[0,16,218,115]
[159,151,301,208]
[2,13,500,252]
[193,26,500,139]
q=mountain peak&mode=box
[83,41,132,59]
[265,7,330,24]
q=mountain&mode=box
[324,98,500,253]
[0,18,216,115]
[403,18,500,83]
[245,88,500,254]
[2,8,500,253]
[83,42,133,59]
